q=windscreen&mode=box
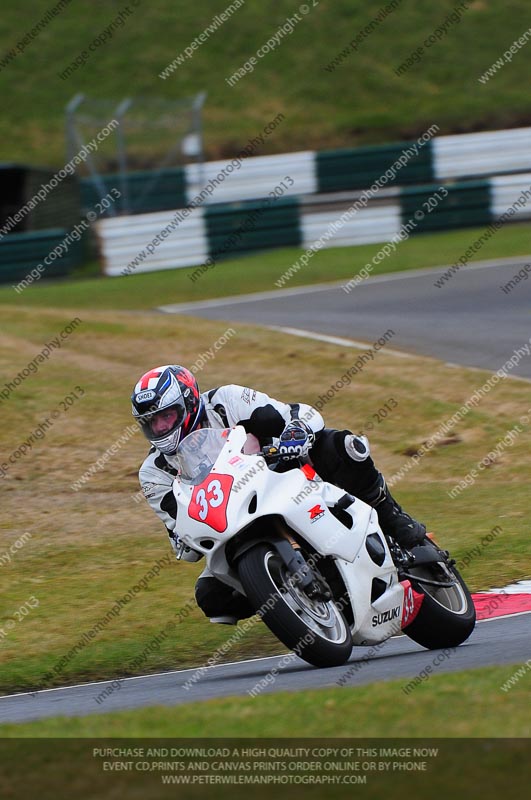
[174,427,230,485]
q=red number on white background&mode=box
[188,474,233,532]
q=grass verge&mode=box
[0,666,529,737]
[1,1,531,164]
[0,223,530,310]
[0,301,529,696]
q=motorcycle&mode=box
[172,426,476,668]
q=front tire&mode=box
[238,543,352,668]
[403,557,476,649]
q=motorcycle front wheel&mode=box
[238,543,353,668]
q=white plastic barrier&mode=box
[301,204,402,249]
[97,207,208,277]
[490,172,531,218]
[185,151,317,205]
[433,127,531,180]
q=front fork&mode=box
[278,528,332,601]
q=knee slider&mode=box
[344,434,370,462]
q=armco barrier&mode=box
[97,171,530,276]
[3,126,528,283]
[301,202,402,249]
[185,151,316,206]
[205,196,301,259]
[80,167,187,215]
[90,125,531,278]
[182,126,529,209]
[0,228,81,285]
[316,141,435,193]
[433,127,531,181]
[400,181,492,233]
[491,172,531,219]
[97,206,208,277]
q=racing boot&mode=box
[359,472,426,549]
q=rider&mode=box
[132,365,426,624]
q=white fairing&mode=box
[173,426,407,646]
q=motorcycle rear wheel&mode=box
[238,543,353,668]
[403,559,476,649]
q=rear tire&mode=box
[238,543,352,668]
[403,559,476,649]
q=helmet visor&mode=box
[136,398,187,445]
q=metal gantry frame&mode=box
[65,92,207,215]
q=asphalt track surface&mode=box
[1,614,529,724]
[160,257,531,379]
[2,257,529,725]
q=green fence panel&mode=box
[400,181,492,233]
[316,140,435,193]
[205,197,302,260]
[0,228,81,285]
[80,168,187,215]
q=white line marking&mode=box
[0,654,294,701]
[158,255,531,384]
[1,611,528,702]
[477,610,531,623]
[266,326,414,357]
[158,282,342,313]
[267,327,528,381]
[157,255,531,314]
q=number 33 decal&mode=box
[188,474,234,532]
